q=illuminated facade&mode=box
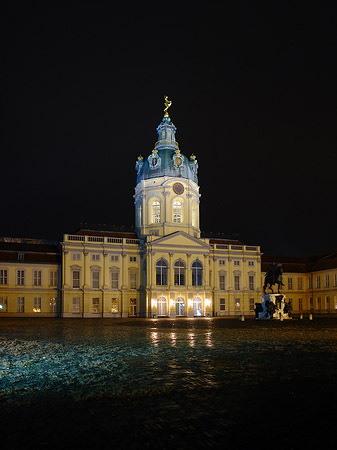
[0,238,60,317]
[1,103,337,318]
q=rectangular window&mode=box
[71,253,81,260]
[316,276,321,289]
[298,278,303,290]
[72,271,80,289]
[50,297,57,313]
[130,298,137,316]
[220,298,226,311]
[149,230,159,236]
[234,275,240,291]
[317,297,321,310]
[219,274,226,290]
[130,256,137,262]
[92,298,100,313]
[130,272,137,289]
[18,252,24,260]
[334,274,337,287]
[110,254,119,262]
[72,297,80,313]
[33,270,42,286]
[249,298,255,311]
[17,270,25,285]
[248,261,255,266]
[111,271,119,289]
[92,271,100,289]
[308,276,313,290]
[17,297,24,313]
[0,296,8,313]
[310,297,313,310]
[235,298,241,311]
[33,297,41,312]
[50,271,57,286]
[111,298,118,313]
[91,254,100,261]
[325,275,330,288]
[0,269,8,285]
[288,278,293,290]
[249,275,255,290]
[219,259,226,265]
[326,296,330,310]
[298,298,303,311]
[234,260,240,266]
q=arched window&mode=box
[192,203,197,227]
[156,259,168,286]
[176,296,185,316]
[136,203,142,227]
[174,260,186,286]
[173,201,182,223]
[152,201,161,223]
[193,296,202,316]
[157,296,167,316]
[192,260,203,286]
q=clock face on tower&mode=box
[173,182,184,195]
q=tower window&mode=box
[152,201,161,223]
[173,201,182,223]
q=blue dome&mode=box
[135,115,198,185]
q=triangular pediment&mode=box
[150,231,210,251]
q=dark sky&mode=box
[2,1,337,256]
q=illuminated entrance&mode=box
[176,296,185,316]
[193,296,202,316]
[157,296,167,316]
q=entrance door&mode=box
[157,296,167,316]
[176,296,185,316]
[193,297,202,316]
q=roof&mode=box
[75,229,138,239]
[0,240,61,264]
[262,251,337,273]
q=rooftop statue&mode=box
[263,262,285,294]
[164,95,172,117]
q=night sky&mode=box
[3,2,337,256]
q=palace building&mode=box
[1,101,336,318]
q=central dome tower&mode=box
[134,97,200,239]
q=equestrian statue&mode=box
[263,262,284,294]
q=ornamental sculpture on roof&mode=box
[164,95,172,117]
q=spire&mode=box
[155,96,178,151]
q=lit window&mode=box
[235,299,241,311]
[111,298,118,313]
[0,296,8,313]
[130,298,137,316]
[50,298,57,313]
[92,298,100,313]
[33,297,41,312]
[92,271,100,289]
[33,270,42,286]
[174,260,186,286]
[17,270,25,286]
[156,259,168,286]
[0,269,8,285]
[176,297,185,316]
[173,201,182,223]
[72,271,80,289]
[192,260,203,286]
[152,201,161,223]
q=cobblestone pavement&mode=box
[1,318,337,449]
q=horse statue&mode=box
[263,262,284,294]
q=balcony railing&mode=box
[65,235,139,245]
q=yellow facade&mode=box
[0,242,60,317]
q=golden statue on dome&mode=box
[164,95,172,117]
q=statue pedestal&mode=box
[256,294,291,320]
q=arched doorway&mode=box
[193,296,202,316]
[176,296,185,316]
[157,296,168,316]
